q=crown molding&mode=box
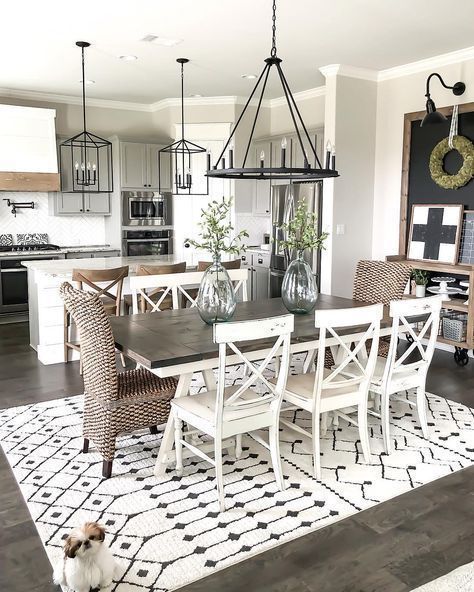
[319,64,378,82]
[378,45,474,81]
[268,85,325,108]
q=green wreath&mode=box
[429,135,474,190]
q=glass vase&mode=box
[197,256,237,324]
[282,250,318,314]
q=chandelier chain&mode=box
[271,0,277,57]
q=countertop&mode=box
[0,244,119,259]
[22,253,202,277]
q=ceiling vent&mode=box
[141,35,182,47]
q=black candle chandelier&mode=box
[207,0,339,182]
[159,58,209,195]
[60,41,113,193]
[421,72,466,127]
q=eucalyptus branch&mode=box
[185,196,248,259]
[278,199,328,253]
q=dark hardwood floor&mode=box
[1,321,473,592]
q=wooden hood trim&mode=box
[0,172,60,192]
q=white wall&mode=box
[0,192,105,246]
[372,58,474,259]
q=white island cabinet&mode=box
[22,255,199,365]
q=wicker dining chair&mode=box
[123,261,187,314]
[60,282,177,478]
[323,260,412,368]
[64,266,129,371]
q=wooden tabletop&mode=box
[111,295,387,370]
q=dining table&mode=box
[110,295,395,478]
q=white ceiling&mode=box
[2,0,474,104]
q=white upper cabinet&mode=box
[120,142,171,191]
[0,105,58,173]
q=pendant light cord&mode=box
[81,46,87,133]
[180,61,185,142]
[271,0,277,57]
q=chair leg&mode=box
[320,412,328,435]
[381,388,391,454]
[214,436,225,512]
[102,460,113,479]
[358,399,371,464]
[416,386,429,439]
[312,412,321,480]
[235,433,243,459]
[82,438,89,453]
[303,350,316,373]
[269,424,285,491]
[120,353,126,368]
[174,417,183,477]
[79,355,83,376]
[149,425,159,435]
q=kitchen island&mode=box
[23,254,201,365]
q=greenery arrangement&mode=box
[429,135,474,190]
[185,197,248,259]
[278,199,328,254]
[412,269,429,286]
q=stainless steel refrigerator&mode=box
[269,182,323,298]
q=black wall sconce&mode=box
[421,73,466,126]
[3,198,35,217]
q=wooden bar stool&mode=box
[123,261,187,314]
[64,265,129,371]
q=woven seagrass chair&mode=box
[60,282,177,478]
[322,260,412,369]
[123,261,187,314]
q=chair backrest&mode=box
[60,282,118,402]
[197,259,241,271]
[213,314,294,431]
[71,265,129,316]
[353,260,412,305]
[129,268,249,313]
[382,295,443,385]
[313,304,384,408]
[136,262,186,312]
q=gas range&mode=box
[0,243,60,253]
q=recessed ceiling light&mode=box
[79,79,95,85]
[241,74,258,80]
[141,34,183,47]
[119,55,138,62]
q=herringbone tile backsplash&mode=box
[0,192,105,246]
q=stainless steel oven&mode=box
[122,191,173,226]
[122,230,173,257]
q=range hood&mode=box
[0,104,60,192]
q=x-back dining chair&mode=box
[171,313,294,512]
[343,295,442,454]
[130,268,249,314]
[64,265,129,371]
[280,304,383,480]
[124,261,187,314]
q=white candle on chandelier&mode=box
[229,141,234,169]
[74,161,79,171]
[87,162,91,170]
[331,144,336,170]
[186,167,192,186]
[80,163,85,171]
[281,136,287,167]
[206,149,211,171]
[92,163,96,171]
[260,150,265,168]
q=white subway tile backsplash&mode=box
[235,214,270,246]
[0,192,105,246]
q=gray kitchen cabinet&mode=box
[55,193,84,214]
[240,251,270,301]
[85,193,110,214]
[65,250,120,259]
[120,142,171,191]
[50,191,111,216]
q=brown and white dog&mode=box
[53,522,116,592]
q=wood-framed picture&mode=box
[459,210,474,265]
[407,204,464,264]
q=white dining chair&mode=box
[171,313,294,512]
[344,295,442,454]
[279,303,383,480]
[130,269,249,314]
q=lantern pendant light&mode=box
[207,0,339,183]
[159,58,209,195]
[60,41,113,194]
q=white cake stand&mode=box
[427,276,461,301]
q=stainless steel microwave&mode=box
[122,191,173,226]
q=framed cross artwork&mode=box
[407,204,464,264]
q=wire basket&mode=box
[442,313,468,342]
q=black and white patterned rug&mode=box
[1,358,473,591]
